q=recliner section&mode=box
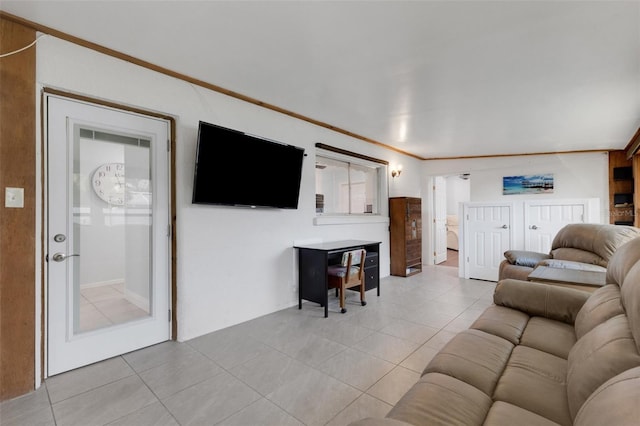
[499,223,640,283]
[350,236,640,426]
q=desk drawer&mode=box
[364,265,379,291]
[365,252,379,267]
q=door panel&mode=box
[524,200,587,253]
[465,204,512,281]
[47,96,170,376]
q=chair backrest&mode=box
[341,249,364,266]
[342,249,366,284]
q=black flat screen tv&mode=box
[192,121,305,209]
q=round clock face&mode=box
[92,163,125,205]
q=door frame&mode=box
[425,174,470,277]
[39,88,177,379]
[433,176,448,264]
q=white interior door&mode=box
[47,95,171,376]
[524,199,589,253]
[434,176,447,264]
[464,203,512,281]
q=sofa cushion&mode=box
[567,314,640,419]
[499,260,533,281]
[423,329,513,396]
[386,372,492,425]
[574,284,623,340]
[493,279,589,325]
[573,366,640,426]
[621,260,640,353]
[604,236,640,285]
[470,305,530,345]
[551,223,640,266]
[484,401,562,426]
[349,419,412,426]
[494,346,571,426]
[504,250,551,267]
[520,317,576,359]
[549,248,606,267]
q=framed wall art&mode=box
[503,174,554,195]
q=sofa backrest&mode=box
[573,366,640,426]
[606,236,640,285]
[551,224,640,267]
[568,243,640,421]
[574,237,640,339]
[573,264,640,425]
[621,259,640,354]
[567,313,640,419]
[574,284,623,340]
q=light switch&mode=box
[5,187,24,208]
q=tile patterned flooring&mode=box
[1,265,495,426]
[80,282,149,332]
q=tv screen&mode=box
[192,121,305,209]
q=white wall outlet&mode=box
[5,187,24,208]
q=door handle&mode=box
[501,224,508,229]
[52,253,80,262]
[529,225,538,230]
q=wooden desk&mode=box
[527,265,606,292]
[294,240,381,317]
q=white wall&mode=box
[422,152,609,257]
[424,153,608,206]
[445,175,470,215]
[388,157,422,199]
[36,36,423,341]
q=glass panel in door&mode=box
[74,128,153,333]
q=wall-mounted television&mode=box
[192,121,305,209]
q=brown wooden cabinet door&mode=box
[390,197,422,277]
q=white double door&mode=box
[46,95,171,376]
[463,199,598,282]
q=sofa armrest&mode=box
[494,279,591,324]
[503,250,551,267]
[499,260,533,281]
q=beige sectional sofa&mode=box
[351,235,640,426]
[499,223,640,282]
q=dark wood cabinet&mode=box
[390,197,422,276]
[609,150,635,226]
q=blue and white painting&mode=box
[503,174,554,195]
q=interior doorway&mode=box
[433,173,470,270]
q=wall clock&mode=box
[91,163,125,205]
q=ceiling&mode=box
[2,1,639,159]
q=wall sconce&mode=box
[391,165,403,178]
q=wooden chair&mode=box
[327,249,366,313]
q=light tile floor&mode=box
[80,283,149,332]
[0,265,496,426]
